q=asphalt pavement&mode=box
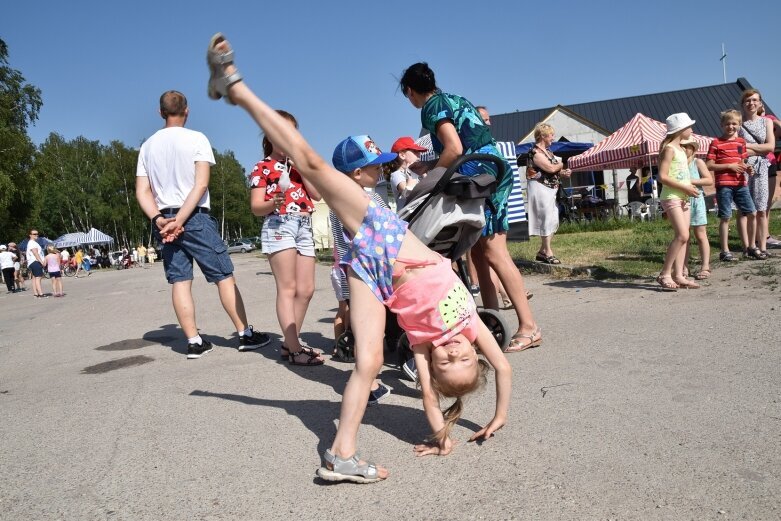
[0,254,779,520]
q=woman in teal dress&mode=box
[400,62,540,351]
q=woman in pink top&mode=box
[44,245,64,297]
[207,34,512,484]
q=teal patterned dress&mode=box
[421,91,513,235]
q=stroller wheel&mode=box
[333,331,355,363]
[478,309,511,350]
[396,332,412,369]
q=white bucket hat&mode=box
[665,113,696,135]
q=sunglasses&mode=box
[31,232,39,235]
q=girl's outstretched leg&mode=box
[207,35,368,235]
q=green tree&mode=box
[0,38,43,240]
[211,150,260,240]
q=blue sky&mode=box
[3,0,779,175]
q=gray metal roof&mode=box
[489,78,774,143]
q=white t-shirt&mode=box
[26,239,42,264]
[136,126,216,210]
[61,250,70,262]
[0,251,16,270]
[390,168,420,208]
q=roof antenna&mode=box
[720,43,727,84]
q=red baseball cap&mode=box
[391,136,428,153]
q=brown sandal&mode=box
[694,269,711,280]
[288,347,324,366]
[674,278,700,289]
[656,275,678,292]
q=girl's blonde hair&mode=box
[428,358,490,446]
[46,245,58,254]
[658,128,688,160]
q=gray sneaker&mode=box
[766,236,781,248]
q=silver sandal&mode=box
[316,449,383,484]
[206,33,243,104]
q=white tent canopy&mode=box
[54,232,88,248]
[82,228,114,245]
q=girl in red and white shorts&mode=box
[249,110,324,366]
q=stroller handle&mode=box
[430,153,507,195]
[404,153,507,225]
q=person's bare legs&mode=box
[755,210,768,251]
[32,275,43,297]
[736,213,749,250]
[334,300,349,343]
[268,249,316,354]
[476,232,537,337]
[719,218,731,253]
[539,234,553,257]
[215,276,251,331]
[465,251,479,290]
[743,214,756,251]
[660,205,689,282]
[328,272,389,479]
[470,245,498,309]
[693,225,710,274]
[671,208,691,284]
[269,248,303,350]
[171,280,198,338]
[293,253,316,337]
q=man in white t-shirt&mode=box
[135,90,270,359]
[25,229,46,298]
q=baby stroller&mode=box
[334,154,512,365]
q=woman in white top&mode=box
[388,136,428,209]
[526,123,571,264]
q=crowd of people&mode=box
[654,88,778,290]
[126,33,535,484]
[6,33,776,486]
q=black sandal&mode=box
[745,247,768,260]
[288,346,324,366]
[535,252,561,265]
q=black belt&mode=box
[161,207,209,216]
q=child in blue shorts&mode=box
[705,110,759,261]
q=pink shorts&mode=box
[660,198,689,212]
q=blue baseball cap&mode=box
[332,135,397,174]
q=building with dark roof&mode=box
[489,78,773,144]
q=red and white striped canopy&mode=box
[568,113,712,172]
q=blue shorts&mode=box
[28,261,44,277]
[261,214,315,257]
[157,212,234,284]
[689,193,707,226]
[716,186,755,219]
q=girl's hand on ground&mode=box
[413,437,455,457]
[469,417,506,442]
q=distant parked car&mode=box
[239,236,261,247]
[226,240,256,254]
